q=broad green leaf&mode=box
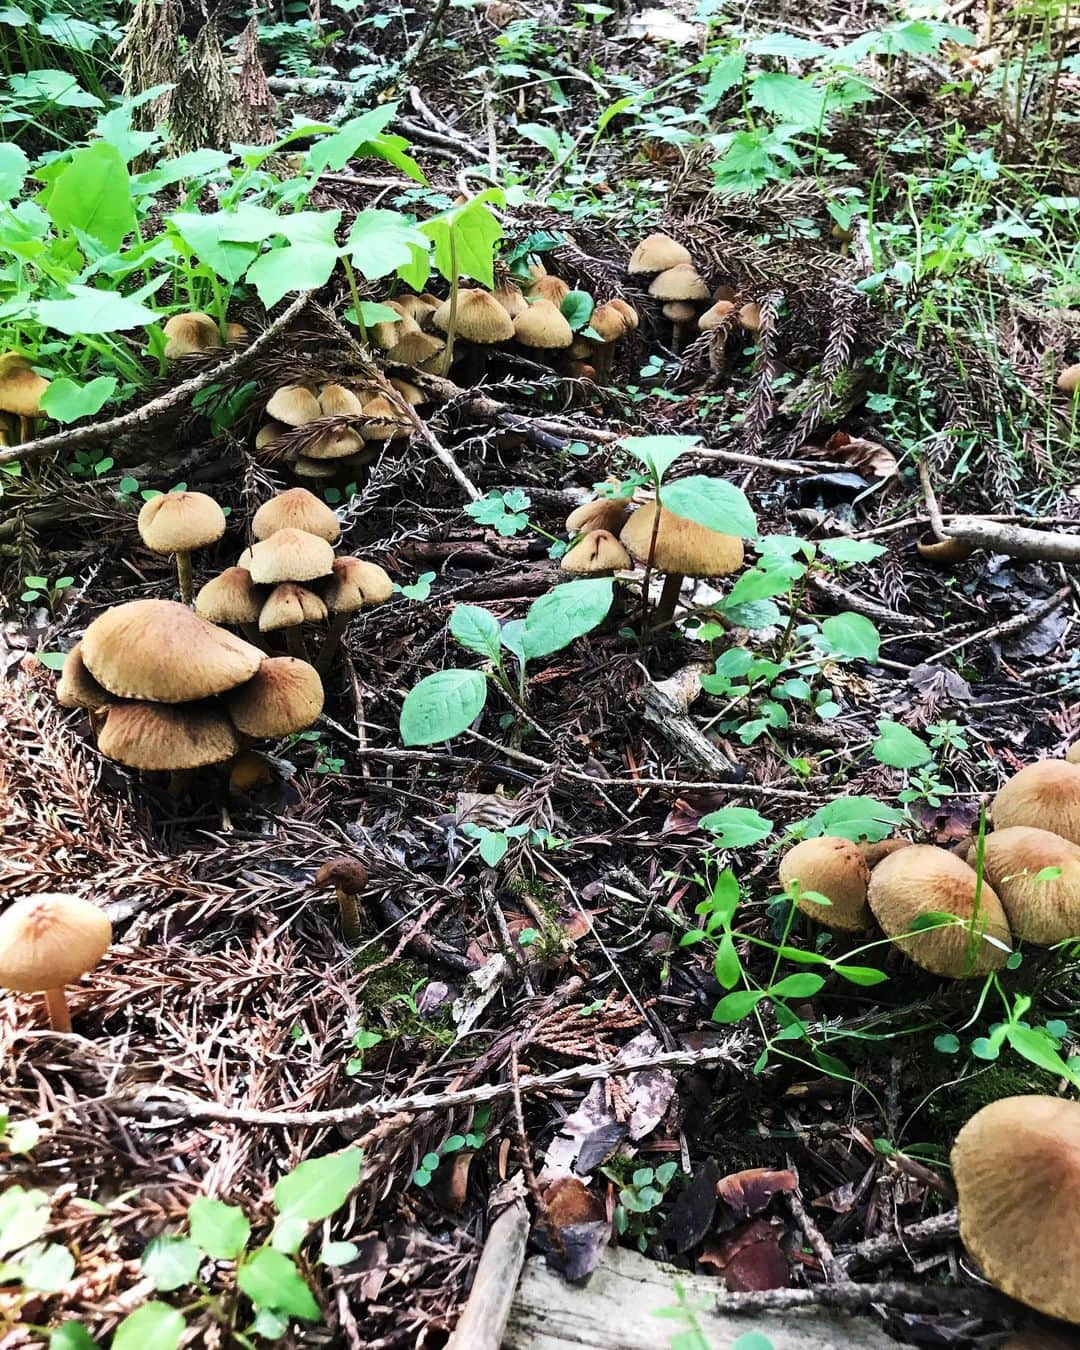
[711,989,765,1023]
[698,806,773,848]
[132,148,231,191]
[795,796,904,843]
[560,290,594,331]
[188,1197,250,1260]
[320,1241,359,1266]
[142,1235,202,1291]
[39,376,116,423]
[168,212,263,284]
[749,72,827,127]
[50,1324,98,1350]
[274,1149,363,1222]
[111,1303,185,1350]
[619,433,697,482]
[721,598,781,629]
[44,142,134,249]
[872,719,932,769]
[479,831,509,867]
[714,934,742,990]
[818,612,880,663]
[307,106,422,181]
[516,122,564,159]
[818,537,885,565]
[520,577,613,659]
[247,242,340,307]
[236,1248,321,1321]
[421,194,504,288]
[400,669,488,745]
[699,53,746,112]
[450,604,502,660]
[769,973,825,999]
[270,1214,309,1255]
[0,1186,48,1256]
[19,1241,75,1291]
[724,562,798,607]
[347,210,431,284]
[9,69,102,109]
[34,286,159,335]
[663,476,757,540]
[0,142,29,201]
[37,15,108,50]
[747,32,831,57]
[1006,1025,1080,1085]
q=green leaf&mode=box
[698,806,773,848]
[19,1241,75,1291]
[307,107,423,181]
[561,290,594,331]
[248,242,340,308]
[39,376,116,423]
[872,719,932,769]
[112,1303,186,1350]
[450,604,502,661]
[832,963,889,986]
[0,142,29,201]
[619,434,698,482]
[1006,1025,1080,1085]
[711,989,765,1023]
[34,286,160,335]
[320,1241,359,1266]
[747,32,831,57]
[699,53,747,111]
[818,612,880,663]
[237,1247,321,1321]
[45,143,135,250]
[142,1236,202,1291]
[818,537,885,565]
[400,668,488,745]
[732,1333,778,1350]
[9,69,102,109]
[769,973,825,999]
[169,211,262,284]
[478,831,509,867]
[662,476,758,540]
[520,577,613,659]
[270,1215,309,1255]
[714,934,742,990]
[250,1308,289,1340]
[749,72,827,127]
[795,796,903,843]
[274,1149,363,1223]
[421,194,504,289]
[346,210,431,287]
[188,1198,250,1260]
[934,1033,960,1054]
[517,121,565,159]
[50,1324,98,1350]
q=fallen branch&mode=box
[96,1040,741,1128]
[0,291,312,468]
[713,1279,1012,1318]
[839,1210,958,1271]
[926,585,1071,664]
[809,574,934,632]
[642,665,739,778]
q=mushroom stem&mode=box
[336,887,362,944]
[316,612,350,676]
[285,627,310,662]
[175,551,194,604]
[653,571,685,630]
[671,320,688,355]
[43,986,71,1033]
[88,708,105,740]
[438,241,460,375]
[167,769,194,797]
[241,622,268,651]
[593,343,614,384]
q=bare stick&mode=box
[713,1280,1012,1317]
[919,458,1080,562]
[926,585,1071,664]
[446,1196,530,1350]
[839,1209,958,1271]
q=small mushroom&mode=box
[225,655,324,738]
[252,488,341,544]
[259,582,328,660]
[359,394,411,443]
[163,311,221,359]
[397,294,438,327]
[916,532,976,565]
[867,845,1011,978]
[738,302,762,336]
[968,826,1080,945]
[386,328,445,368]
[627,233,692,275]
[82,599,263,702]
[0,352,50,440]
[98,699,240,771]
[606,298,639,330]
[292,455,338,481]
[388,377,426,407]
[317,557,394,674]
[698,300,736,331]
[951,1094,1080,1323]
[0,893,111,1033]
[529,275,570,306]
[649,266,709,353]
[318,383,365,417]
[255,421,288,452]
[560,529,631,575]
[137,490,227,603]
[778,837,871,932]
[228,751,273,795]
[566,495,630,538]
[266,385,322,427]
[432,290,515,345]
[194,566,265,647]
[315,857,369,944]
[513,300,574,353]
[243,528,336,585]
[1056,363,1080,396]
[587,301,635,381]
[859,838,912,870]
[301,425,365,461]
[620,501,744,630]
[1068,742,1080,765]
[991,759,1080,846]
[56,641,114,735]
[492,282,528,318]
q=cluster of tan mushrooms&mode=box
[195,486,392,674]
[255,379,419,481]
[558,484,745,629]
[626,232,760,355]
[778,751,1080,977]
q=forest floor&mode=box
[2,0,1080,1346]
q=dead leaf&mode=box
[698,1218,789,1291]
[663,791,729,835]
[543,1177,606,1228]
[663,1157,720,1254]
[822,430,899,479]
[715,1168,798,1230]
[539,1178,610,1282]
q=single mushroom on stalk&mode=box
[432,289,514,378]
[777,836,871,932]
[252,488,341,544]
[359,395,411,444]
[968,826,1080,945]
[627,233,692,276]
[529,275,570,306]
[315,857,369,944]
[565,494,630,538]
[163,311,221,359]
[317,557,393,674]
[259,582,328,660]
[648,265,709,352]
[242,528,336,586]
[586,301,636,382]
[0,893,112,1033]
[0,351,50,441]
[513,300,574,357]
[266,384,322,427]
[1056,363,1080,396]
[137,490,227,603]
[194,566,265,647]
[619,501,744,630]
[559,529,631,576]
[225,655,324,738]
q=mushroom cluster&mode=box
[257,380,413,482]
[56,599,324,779]
[626,232,759,357]
[777,753,1080,975]
[197,486,393,674]
[560,486,745,628]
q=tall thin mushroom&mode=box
[315,858,369,944]
[0,893,111,1033]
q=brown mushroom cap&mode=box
[0,352,50,417]
[514,300,574,350]
[648,264,709,303]
[316,857,368,892]
[98,699,240,770]
[628,233,692,275]
[138,491,226,554]
[324,557,394,613]
[397,294,438,326]
[255,421,287,451]
[1056,363,1080,395]
[82,600,263,702]
[318,383,365,418]
[225,656,324,737]
[778,837,871,932]
[0,893,111,993]
[566,496,631,537]
[493,282,528,318]
[860,838,913,870]
[620,501,744,577]
[432,290,515,344]
[292,456,338,480]
[992,760,1080,846]
[266,385,321,427]
[303,426,365,460]
[529,275,570,306]
[560,529,631,575]
[606,298,639,331]
[969,826,1080,945]
[386,329,445,367]
[662,300,698,322]
[245,528,336,584]
[590,302,633,343]
[252,488,341,543]
[388,377,425,406]
[56,641,114,711]
[699,299,736,331]
[359,395,410,442]
[867,845,1011,978]
[952,1094,1080,1323]
[163,311,221,359]
[739,302,762,334]
[226,321,247,344]
[1069,742,1080,765]
[259,582,328,633]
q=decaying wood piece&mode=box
[642,664,739,778]
[504,1246,910,1350]
[448,1190,530,1350]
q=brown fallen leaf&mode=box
[715,1167,798,1230]
[698,1217,789,1291]
[815,430,899,479]
[543,1176,606,1228]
